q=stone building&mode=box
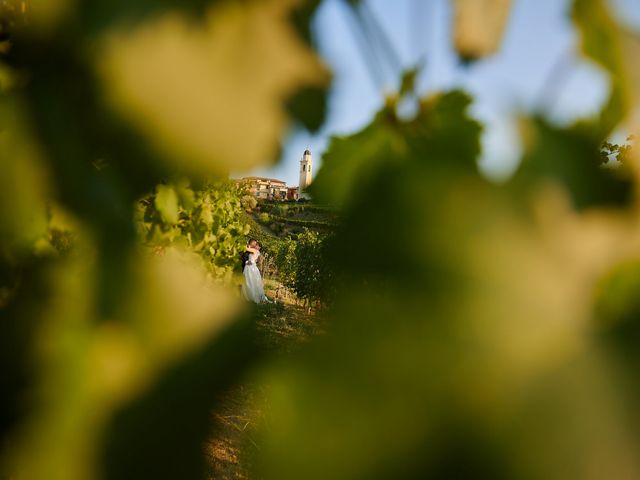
[239,148,313,201]
[240,177,287,200]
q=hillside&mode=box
[249,200,339,237]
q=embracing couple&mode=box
[241,239,272,304]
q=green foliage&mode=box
[139,180,249,279]
[572,0,638,132]
[290,229,333,305]
[242,212,276,250]
[254,202,339,238]
[285,85,328,132]
[273,237,297,292]
[309,90,482,207]
[600,135,636,165]
[512,119,634,209]
[240,194,258,212]
[261,229,333,306]
[154,184,180,224]
[261,201,338,217]
[268,214,337,230]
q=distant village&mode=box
[237,149,313,201]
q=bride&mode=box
[242,239,271,304]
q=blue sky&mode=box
[242,0,640,185]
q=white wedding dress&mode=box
[242,251,269,304]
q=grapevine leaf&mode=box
[0,99,49,254]
[174,179,195,210]
[514,119,633,209]
[285,85,328,133]
[200,203,214,227]
[97,0,329,176]
[308,115,402,208]
[155,185,179,224]
[310,90,481,207]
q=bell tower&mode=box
[299,148,312,192]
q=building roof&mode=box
[303,149,311,155]
[241,176,287,184]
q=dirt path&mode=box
[205,300,321,479]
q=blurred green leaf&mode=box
[307,115,401,207]
[96,0,329,176]
[285,85,328,133]
[155,185,179,225]
[174,178,195,211]
[596,261,640,365]
[0,98,49,254]
[514,119,633,209]
[102,313,258,480]
[254,87,640,480]
[78,0,214,35]
[398,66,419,98]
[310,90,481,207]
[572,0,635,132]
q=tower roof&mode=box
[303,148,311,155]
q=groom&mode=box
[241,238,258,270]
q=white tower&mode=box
[299,148,313,192]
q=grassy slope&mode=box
[251,201,339,237]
